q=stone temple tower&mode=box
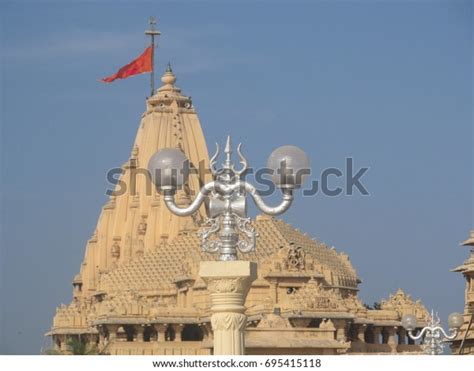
[68,66,210,298]
[451,230,474,354]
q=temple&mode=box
[450,230,474,355]
[47,67,431,355]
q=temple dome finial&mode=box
[161,63,176,86]
[148,64,190,109]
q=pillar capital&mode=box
[356,324,366,342]
[171,323,183,341]
[106,324,119,341]
[334,319,347,341]
[153,323,167,342]
[211,313,247,332]
[200,261,257,296]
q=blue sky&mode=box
[0,1,472,354]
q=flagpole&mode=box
[145,16,161,97]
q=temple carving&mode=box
[48,66,431,355]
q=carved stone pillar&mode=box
[387,327,397,352]
[59,335,69,353]
[171,324,183,342]
[199,261,257,355]
[135,325,144,342]
[154,324,167,342]
[98,328,106,347]
[90,334,99,347]
[335,320,347,341]
[107,324,119,342]
[372,327,382,344]
[53,336,61,351]
[357,324,366,342]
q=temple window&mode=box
[307,319,322,328]
[72,282,82,295]
[181,324,204,341]
[397,330,406,345]
[348,324,357,340]
[364,326,374,343]
[102,327,109,341]
[143,326,155,342]
[124,325,135,342]
[247,321,259,328]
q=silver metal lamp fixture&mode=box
[148,136,310,261]
[401,310,463,355]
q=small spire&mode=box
[166,62,173,73]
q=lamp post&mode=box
[401,310,463,355]
[148,136,309,354]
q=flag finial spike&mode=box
[149,16,156,30]
[145,16,161,97]
[166,62,173,73]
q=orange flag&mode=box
[101,46,153,83]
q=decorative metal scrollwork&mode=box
[236,215,258,253]
[198,214,259,256]
[198,217,220,253]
